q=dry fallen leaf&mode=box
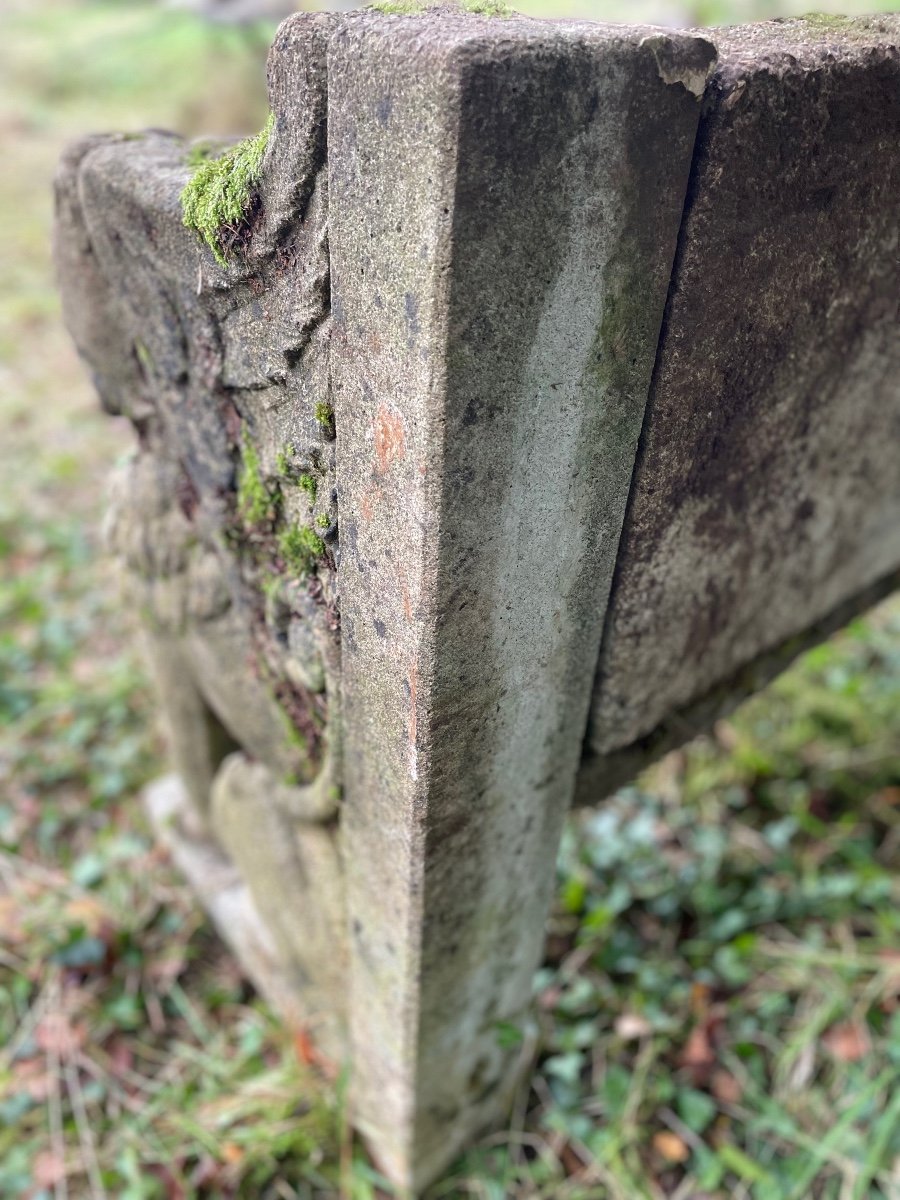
[107,1035,135,1078]
[33,1149,67,1188]
[63,896,108,936]
[538,985,563,1011]
[823,1020,871,1063]
[679,1023,717,1083]
[615,1012,653,1040]
[713,719,740,751]
[36,1011,86,1057]
[690,982,712,1017]
[653,1131,690,1163]
[711,1068,742,1105]
[559,1141,588,1175]
[293,1026,319,1067]
[0,896,25,943]
[11,1057,55,1101]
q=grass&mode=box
[1,1,899,1197]
[3,502,899,1197]
[473,605,900,1198]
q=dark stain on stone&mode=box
[795,497,816,523]
[375,93,392,127]
[404,291,420,346]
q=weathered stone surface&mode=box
[329,12,713,1187]
[211,752,345,1054]
[583,15,900,786]
[54,11,346,1041]
[56,6,900,1192]
[145,774,319,1033]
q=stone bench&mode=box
[55,6,900,1190]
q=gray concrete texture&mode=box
[55,5,900,1191]
[584,14,900,792]
[329,9,714,1186]
[55,11,347,1059]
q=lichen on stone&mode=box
[181,113,274,267]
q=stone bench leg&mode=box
[328,16,713,1188]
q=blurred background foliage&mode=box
[1,0,899,1196]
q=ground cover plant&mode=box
[2,2,899,1196]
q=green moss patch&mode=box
[368,0,425,12]
[369,0,512,14]
[275,444,293,478]
[237,431,280,526]
[462,0,513,13]
[184,139,218,169]
[298,473,317,504]
[801,12,852,27]
[313,401,335,438]
[278,524,325,577]
[181,112,274,266]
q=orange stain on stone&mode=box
[374,402,406,475]
[360,485,382,522]
[395,563,413,621]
